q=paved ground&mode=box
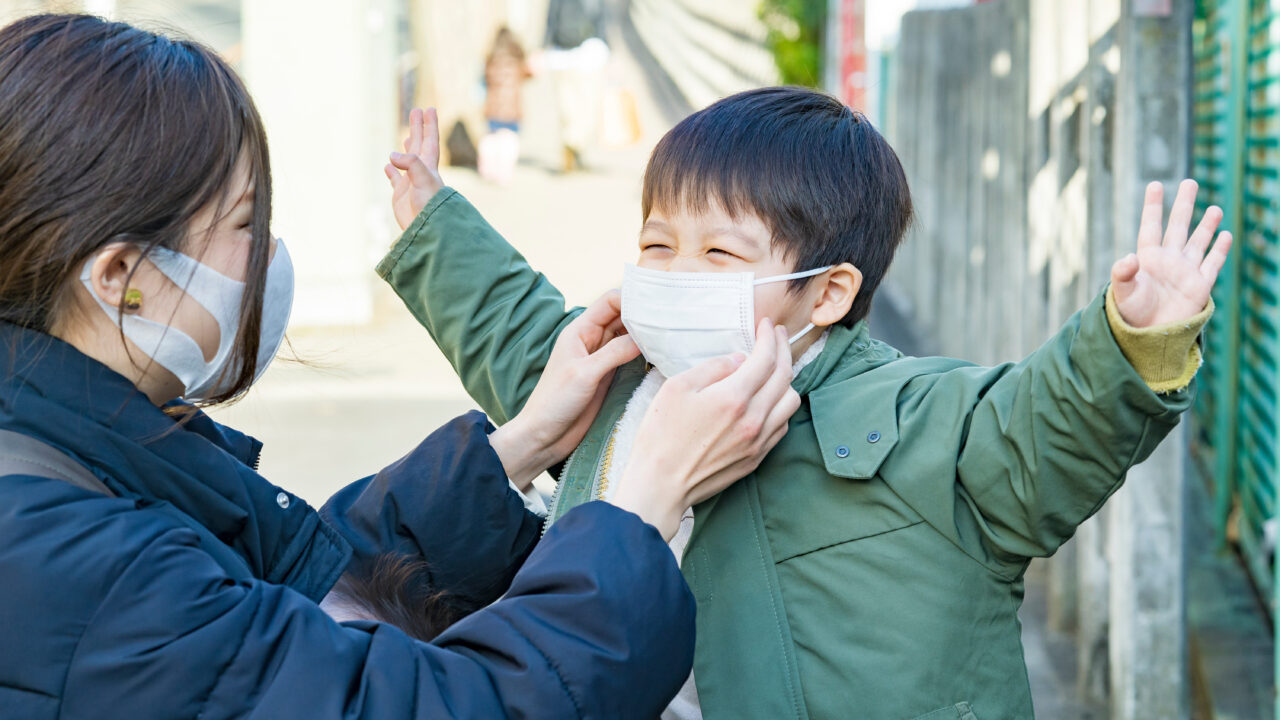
[208,4,1095,716]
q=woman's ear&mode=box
[809,263,863,328]
[87,242,145,312]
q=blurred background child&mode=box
[478,26,530,185]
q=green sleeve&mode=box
[890,289,1193,574]
[376,188,581,425]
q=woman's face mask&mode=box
[80,239,294,401]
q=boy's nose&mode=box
[665,256,708,273]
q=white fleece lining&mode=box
[601,328,831,561]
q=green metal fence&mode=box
[1191,0,1280,640]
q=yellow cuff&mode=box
[1105,287,1213,394]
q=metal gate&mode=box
[1191,0,1280,634]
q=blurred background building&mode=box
[0,1,1273,718]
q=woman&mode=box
[0,14,798,720]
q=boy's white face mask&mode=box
[80,240,295,401]
[620,263,831,378]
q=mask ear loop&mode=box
[752,265,833,285]
[788,323,817,344]
[753,266,833,344]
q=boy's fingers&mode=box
[424,107,441,164]
[1200,231,1233,284]
[1137,182,1164,250]
[391,153,435,189]
[1162,179,1197,250]
[384,163,398,187]
[408,108,424,155]
[1185,205,1222,261]
[1111,254,1139,285]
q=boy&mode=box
[378,88,1228,719]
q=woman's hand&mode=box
[385,107,445,231]
[613,319,801,540]
[1111,179,1232,327]
[488,292,640,489]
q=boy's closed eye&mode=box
[640,242,740,259]
[637,214,774,271]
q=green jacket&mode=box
[378,189,1192,720]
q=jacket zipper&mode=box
[591,431,617,501]
[541,447,577,536]
[541,424,620,537]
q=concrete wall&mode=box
[626,0,777,111]
[888,0,1193,717]
[243,0,400,327]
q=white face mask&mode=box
[80,240,295,401]
[620,263,832,378]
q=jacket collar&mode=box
[0,323,350,600]
[792,319,896,395]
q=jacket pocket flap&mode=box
[809,371,907,479]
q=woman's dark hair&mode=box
[642,86,914,327]
[0,14,273,405]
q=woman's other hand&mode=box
[385,107,445,231]
[614,319,801,540]
[489,291,640,489]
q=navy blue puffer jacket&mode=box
[0,324,694,719]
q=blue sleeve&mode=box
[62,501,694,720]
[319,411,543,607]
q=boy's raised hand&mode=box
[1111,179,1233,327]
[385,107,445,231]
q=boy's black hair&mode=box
[642,86,914,327]
[328,553,473,642]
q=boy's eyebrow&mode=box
[640,220,672,235]
[639,220,766,251]
[705,225,765,249]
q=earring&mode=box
[123,288,143,312]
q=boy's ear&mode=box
[809,263,862,328]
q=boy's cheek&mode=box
[752,283,800,327]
